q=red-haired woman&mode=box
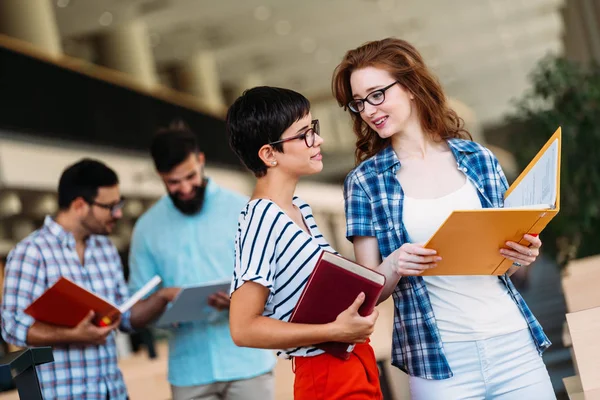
[332,38,556,399]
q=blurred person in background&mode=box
[1,158,183,400]
[128,122,276,400]
[332,38,555,399]
[227,86,382,400]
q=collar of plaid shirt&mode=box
[344,139,551,379]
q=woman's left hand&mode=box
[500,234,542,267]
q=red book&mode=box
[290,251,386,360]
[25,276,161,328]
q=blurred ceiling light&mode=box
[377,0,395,12]
[99,12,114,27]
[254,6,272,21]
[30,194,58,218]
[123,199,145,219]
[300,37,317,54]
[315,48,332,64]
[0,192,22,218]
[275,20,292,36]
[57,0,70,8]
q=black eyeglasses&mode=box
[348,81,399,113]
[88,197,125,216]
[269,119,320,148]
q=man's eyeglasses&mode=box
[269,119,320,148]
[347,81,399,113]
[88,197,125,216]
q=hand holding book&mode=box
[330,292,378,344]
[289,251,386,359]
[421,127,562,276]
[69,310,121,345]
[25,275,162,328]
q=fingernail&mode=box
[436,257,442,261]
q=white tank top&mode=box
[402,177,528,342]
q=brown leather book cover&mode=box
[422,127,562,276]
[25,277,120,328]
[290,251,385,360]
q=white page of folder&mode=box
[503,138,558,209]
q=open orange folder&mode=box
[421,127,562,276]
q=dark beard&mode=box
[169,180,207,215]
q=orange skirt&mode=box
[293,342,383,400]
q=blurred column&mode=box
[310,103,335,143]
[448,97,483,143]
[332,213,354,259]
[333,109,355,150]
[0,0,62,56]
[563,0,600,64]
[579,0,600,63]
[237,72,264,96]
[176,51,226,114]
[96,20,159,89]
[449,97,518,179]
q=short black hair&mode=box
[58,158,119,210]
[226,86,311,177]
[151,120,201,173]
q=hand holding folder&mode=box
[421,127,562,276]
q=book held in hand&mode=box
[25,275,161,327]
[154,278,231,327]
[290,251,386,360]
[422,127,562,276]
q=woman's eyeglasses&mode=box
[269,119,320,148]
[347,81,399,113]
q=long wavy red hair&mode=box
[332,38,472,164]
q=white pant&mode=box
[409,329,556,400]
[171,371,274,400]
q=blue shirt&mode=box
[1,216,131,400]
[344,140,551,380]
[128,179,276,387]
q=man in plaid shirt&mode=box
[1,159,178,400]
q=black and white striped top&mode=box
[231,197,336,358]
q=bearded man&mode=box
[128,121,275,400]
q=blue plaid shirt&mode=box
[344,140,551,379]
[1,216,131,399]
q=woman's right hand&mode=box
[330,292,378,343]
[388,243,440,276]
